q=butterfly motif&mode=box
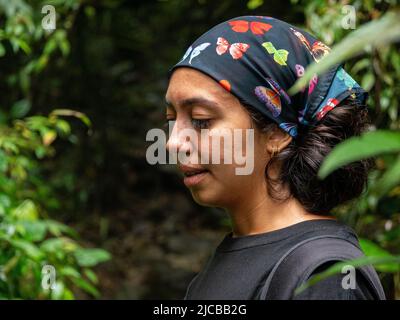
[219,79,231,92]
[262,42,289,66]
[254,86,282,117]
[228,20,272,35]
[308,74,318,95]
[178,46,193,64]
[295,64,305,77]
[216,37,250,60]
[279,122,298,137]
[315,98,339,121]
[295,64,306,92]
[290,28,313,52]
[289,28,330,62]
[311,41,330,62]
[187,42,211,64]
[337,68,356,89]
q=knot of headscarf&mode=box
[167,15,368,138]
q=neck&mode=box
[225,183,336,238]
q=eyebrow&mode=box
[165,96,221,110]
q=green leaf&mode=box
[35,146,48,159]
[294,255,400,296]
[40,237,78,253]
[318,130,400,179]
[59,266,81,278]
[351,58,370,74]
[10,99,31,119]
[0,42,5,57]
[55,119,71,135]
[359,238,400,272]
[74,248,111,267]
[41,129,57,146]
[361,72,375,91]
[59,39,70,56]
[84,268,98,284]
[49,109,92,127]
[9,239,44,260]
[15,39,31,55]
[11,200,39,221]
[45,220,77,238]
[247,0,264,10]
[17,221,47,242]
[71,277,100,297]
[374,155,400,196]
[43,38,57,55]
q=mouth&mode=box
[181,168,210,187]
[183,169,208,177]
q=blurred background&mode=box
[0,0,399,299]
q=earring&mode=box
[271,146,279,157]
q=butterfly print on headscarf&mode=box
[228,20,273,35]
[219,79,231,91]
[188,42,211,64]
[315,98,339,121]
[178,46,193,64]
[262,42,289,66]
[311,41,330,62]
[295,64,306,92]
[289,28,330,62]
[254,85,282,117]
[337,68,357,89]
[308,74,318,94]
[289,28,313,52]
[216,37,250,60]
[279,122,298,137]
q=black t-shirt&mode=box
[184,219,377,300]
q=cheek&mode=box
[198,128,261,179]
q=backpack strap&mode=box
[259,235,386,300]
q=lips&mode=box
[179,165,210,187]
[178,164,208,176]
[183,170,209,187]
[184,169,208,177]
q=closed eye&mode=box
[191,119,210,129]
[163,118,211,130]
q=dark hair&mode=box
[242,96,375,214]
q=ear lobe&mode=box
[266,127,293,154]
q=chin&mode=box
[190,189,221,207]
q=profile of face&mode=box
[165,67,292,211]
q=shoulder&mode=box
[292,260,376,300]
[263,223,383,299]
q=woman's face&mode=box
[165,67,284,209]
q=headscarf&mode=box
[167,15,367,138]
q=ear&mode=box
[265,125,293,154]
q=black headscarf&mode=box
[168,15,367,138]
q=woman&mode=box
[164,15,385,299]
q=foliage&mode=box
[0,0,110,299]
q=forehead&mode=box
[166,67,233,105]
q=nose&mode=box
[165,119,194,159]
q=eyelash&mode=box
[164,119,211,129]
[191,119,210,129]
